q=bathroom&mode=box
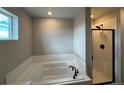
[1,7,124,85]
[0,7,91,85]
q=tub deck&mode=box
[16,61,90,85]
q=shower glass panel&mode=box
[92,29,114,84]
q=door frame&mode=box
[91,29,115,85]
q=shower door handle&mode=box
[92,56,93,60]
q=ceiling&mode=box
[91,7,116,20]
[24,7,117,20]
[24,7,83,19]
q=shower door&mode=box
[92,29,114,84]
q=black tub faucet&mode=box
[69,66,79,79]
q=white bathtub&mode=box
[6,54,91,85]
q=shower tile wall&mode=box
[92,30,113,84]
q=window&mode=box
[0,8,18,40]
[0,13,11,39]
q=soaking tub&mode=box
[6,54,91,85]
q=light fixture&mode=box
[48,11,53,15]
[90,15,94,18]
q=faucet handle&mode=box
[76,69,79,73]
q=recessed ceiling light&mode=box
[48,11,52,15]
[90,15,94,18]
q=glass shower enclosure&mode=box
[92,29,115,84]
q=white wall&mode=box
[0,49,4,84]
[73,8,89,77]
[73,8,86,62]
[73,8,92,78]
[0,8,32,84]
[32,18,73,55]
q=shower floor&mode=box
[93,69,112,84]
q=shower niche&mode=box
[92,29,115,84]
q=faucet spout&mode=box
[69,65,79,79]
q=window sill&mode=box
[0,39,19,42]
